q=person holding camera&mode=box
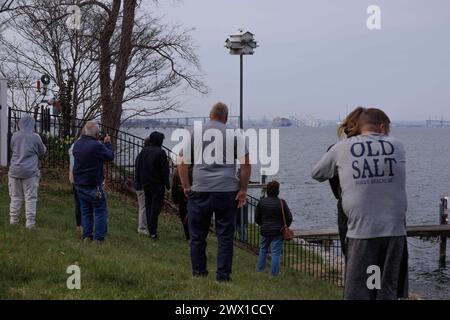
[73,121,114,244]
[312,108,408,300]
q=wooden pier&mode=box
[294,198,449,267]
[294,224,450,240]
[293,224,450,267]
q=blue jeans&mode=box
[188,191,238,281]
[257,235,283,277]
[76,186,108,241]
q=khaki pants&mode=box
[9,175,40,228]
[136,190,148,233]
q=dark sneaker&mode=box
[150,234,158,240]
[216,277,232,283]
[193,271,209,278]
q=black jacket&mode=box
[329,175,341,200]
[171,167,193,205]
[327,144,342,199]
[135,146,170,191]
[255,196,293,237]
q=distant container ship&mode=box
[272,117,293,127]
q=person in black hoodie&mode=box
[255,181,293,277]
[135,132,170,240]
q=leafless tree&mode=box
[1,0,102,135]
[84,0,206,131]
[1,0,206,134]
[0,0,18,13]
[0,0,34,30]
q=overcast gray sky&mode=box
[156,0,450,121]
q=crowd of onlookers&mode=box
[5,102,409,300]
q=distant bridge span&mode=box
[145,116,241,128]
[426,120,450,128]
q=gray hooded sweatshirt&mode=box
[8,115,47,179]
[312,133,407,239]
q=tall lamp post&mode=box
[225,30,258,129]
[225,30,257,242]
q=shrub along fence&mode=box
[7,107,344,286]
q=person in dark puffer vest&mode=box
[255,181,293,277]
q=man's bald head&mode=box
[84,121,100,138]
[210,102,229,123]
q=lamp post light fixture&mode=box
[225,30,258,129]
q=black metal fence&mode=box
[8,106,344,286]
[283,237,344,286]
[233,194,345,286]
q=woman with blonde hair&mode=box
[329,107,366,255]
[313,108,408,299]
[338,106,366,138]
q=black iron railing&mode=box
[232,194,345,286]
[7,107,177,193]
[8,106,344,286]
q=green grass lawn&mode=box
[0,168,342,300]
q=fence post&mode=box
[439,197,448,268]
[0,79,8,167]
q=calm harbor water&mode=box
[130,126,450,299]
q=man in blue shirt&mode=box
[73,121,114,243]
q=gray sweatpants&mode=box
[344,236,409,300]
[8,175,40,228]
[136,190,148,233]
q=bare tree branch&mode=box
[0,0,207,133]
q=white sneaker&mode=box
[26,224,36,230]
[10,220,19,226]
[138,229,149,236]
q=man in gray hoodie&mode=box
[8,114,47,229]
[312,108,408,300]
